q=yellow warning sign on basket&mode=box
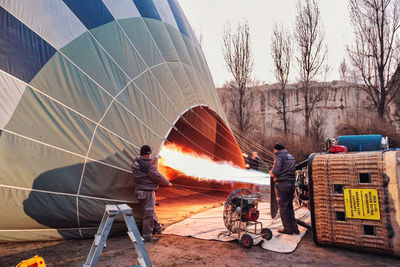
[344,188,380,220]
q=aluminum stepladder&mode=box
[83,204,152,267]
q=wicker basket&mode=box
[308,150,400,256]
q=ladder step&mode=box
[118,203,133,215]
[106,205,119,216]
[84,204,153,267]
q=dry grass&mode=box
[336,111,400,147]
[259,133,321,163]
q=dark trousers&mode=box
[275,181,298,232]
[136,190,162,239]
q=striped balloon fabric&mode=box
[0,0,242,241]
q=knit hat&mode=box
[140,145,152,155]
[274,142,285,150]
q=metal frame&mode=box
[83,204,152,267]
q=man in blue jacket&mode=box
[133,145,172,242]
[269,143,299,235]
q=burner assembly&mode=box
[219,188,272,248]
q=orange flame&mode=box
[158,143,269,186]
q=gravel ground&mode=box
[1,230,399,266]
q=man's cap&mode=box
[274,142,285,150]
[140,145,152,155]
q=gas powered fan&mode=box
[219,188,272,248]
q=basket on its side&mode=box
[308,150,400,256]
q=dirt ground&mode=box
[1,188,399,266]
[1,230,399,267]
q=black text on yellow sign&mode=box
[344,189,380,220]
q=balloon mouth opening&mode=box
[164,106,245,166]
[158,105,247,190]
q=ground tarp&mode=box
[164,202,310,253]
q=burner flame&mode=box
[158,143,270,186]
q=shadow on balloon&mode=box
[23,151,142,239]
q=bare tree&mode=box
[222,21,256,134]
[294,0,327,137]
[310,109,327,146]
[347,0,400,118]
[270,23,292,135]
[337,108,400,147]
[389,65,400,120]
[339,58,348,81]
[224,80,259,136]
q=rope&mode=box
[230,125,272,152]
[133,14,262,164]
[8,4,259,170]
[232,131,275,158]
[231,125,275,157]
[171,184,227,202]
[172,183,234,192]
[234,136,273,165]
[233,134,274,166]
[6,5,276,235]
[128,17,253,164]
[111,16,250,166]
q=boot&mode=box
[144,235,160,242]
[153,224,165,235]
[277,228,293,235]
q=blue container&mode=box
[336,135,383,152]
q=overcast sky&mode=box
[179,0,353,87]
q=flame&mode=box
[158,143,270,186]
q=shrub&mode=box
[336,112,400,147]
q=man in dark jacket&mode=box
[133,145,171,242]
[248,151,261,170]
[269,143,299,235]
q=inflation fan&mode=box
[218,188,272,248]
